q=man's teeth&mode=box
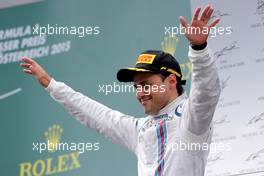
[141,97,151,103]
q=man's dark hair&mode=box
[159,73,184,96]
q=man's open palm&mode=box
[179,5,220,45]
[20,57,51,88]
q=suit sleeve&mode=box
[45,79,139,154]
[182,45,221,136]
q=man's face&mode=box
[133,72,175,115]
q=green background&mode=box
[0,0,191,175]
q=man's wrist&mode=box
[38,75,52,88]
[45,78,55,92]
[191,42,207,50]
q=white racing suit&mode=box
[45,46,221,176]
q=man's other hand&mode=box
[179,5,220,45]
[20,57,51,88]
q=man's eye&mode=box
[143,84,151,90]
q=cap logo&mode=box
[160,67,181,77]
[136,54,156,64]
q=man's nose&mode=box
[136,88,146,98]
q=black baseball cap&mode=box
[116,50,186,85]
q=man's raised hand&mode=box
[20,57,51,88]
[179,5,220,45]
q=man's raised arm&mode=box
[179,5,221,135]
[20,57,139,153]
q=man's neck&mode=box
[153,93,180,116]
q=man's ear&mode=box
[168,74,177,87]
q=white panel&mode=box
[190,0,264,175]
[0,0,43,9]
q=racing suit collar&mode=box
[155,91,187,117]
